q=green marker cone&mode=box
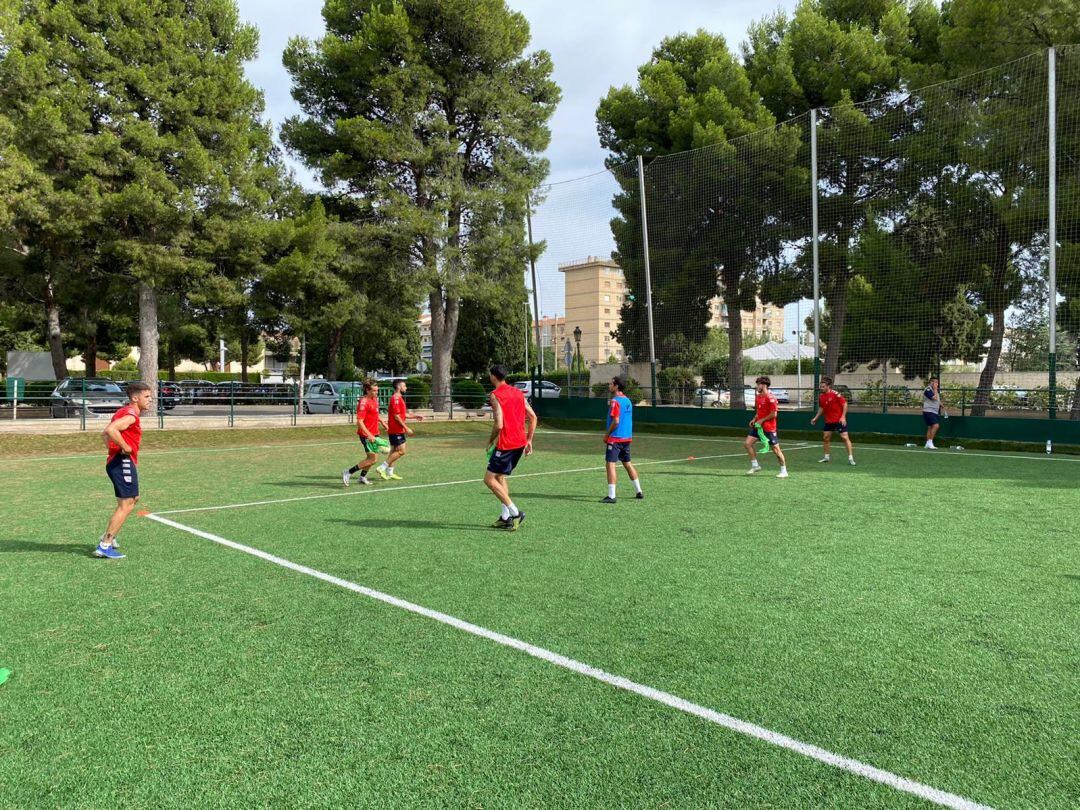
[0,668,11,686]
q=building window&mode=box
[604,295,610,302]
[604,281,611,288]
[604,322,610,328]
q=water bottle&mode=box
[951,445,965,451]
[1046,440,1052,456]
[904,442,917,447]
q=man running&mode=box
[744,375,788,478]
[96,381,154,559]
[343,380,388,486]
[810,376,855,465]
[485,364,537,530]
[376,379,414,480]
[601,376,643,503]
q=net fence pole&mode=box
[1048,47,1058,419]
[526,202,543,377]
[810,108,821,392]
[636,155,658,405]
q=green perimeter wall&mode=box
[533,398,1080,452]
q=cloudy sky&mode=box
[234,0,807,340]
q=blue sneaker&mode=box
[93,543,125,560]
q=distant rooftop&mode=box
[558,255,620,271]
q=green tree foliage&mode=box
[597,31,802,408]
[282,0,559,410]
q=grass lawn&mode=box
[1,422,1077,807]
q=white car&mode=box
[514,380,562,398]
[690,387,721,406]
[303,380,361,414]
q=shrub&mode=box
[658,366,697,405]
[403,376,431,409]
[452,378,487,408]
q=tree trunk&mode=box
[727,305,744,409]
[326,326,344,381]
[430,290,460,413]
[43,273,67,380]
[298,332,307,411]
[240,329,249,384]
[137,281,159,385]
[84,334,98,379]
[970,303,1005,417]
[823,278,849,378]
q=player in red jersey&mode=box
[376,378,415,480]
[810,376,855,465]
[485,364,537,530]
[96,381,154,559]
[744,375,788,478]
[343,379,388,487]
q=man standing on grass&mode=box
[601,376,643,503]
[485,364,536,531]
[922,378,947,449]
[810,376,855,465]
[745,375,788,478]
[376,379,414,480]
[343,380,388,487]
[96,381,153,559]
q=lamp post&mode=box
[573,326,582,396]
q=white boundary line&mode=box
[143,511,992,810]
[153,446,815,516]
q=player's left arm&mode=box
[524,400,538,455]
[104,415,136,454]
[758,407,778,426]
[488,393,502,448]
[840,398,849,424]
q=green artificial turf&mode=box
[1,423,1077,807]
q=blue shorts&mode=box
[748,428,779,446]
[388,433,407,448]
[106,455,139,499]
[487,446,524,476]
[605,442,632,463]
[923,412,940,426]
[823,421,849,434]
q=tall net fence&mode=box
[530,47,1080,419]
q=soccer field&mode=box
[1,423,1077,808]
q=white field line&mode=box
[144,511,992,810]
[539,427,1080,462]
[153,445,815,516]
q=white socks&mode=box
[632,478,642,494]
[608,484,616,499]
[377,462,388,472]
[386,467,394,475]
[501,505,510,520]
[823,454,831,461]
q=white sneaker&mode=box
[746,466,760,475]
[776,470,789,478]
[925,443,936,450]
[342,469,351,487]
[818,457,830,463]
[357,477,374,486]
[849,458,857,466]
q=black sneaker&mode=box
[492,517,511,529]
[600,496,617,504]
[635,492,644,499]
[508,511,525,530]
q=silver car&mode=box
[304,380,361,414]
[514,380,562,398]
[50,378,129,418]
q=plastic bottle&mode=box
[951,445,965,451]
[1046,440,1053,456]
[904,442,917,447]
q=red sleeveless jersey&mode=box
[106,403,143,464]
[492,384,527,450]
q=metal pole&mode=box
[795,299,802,405]
[80,377,86,432]
[637,155,658,406]
[524,300,529,377]
[810,109,822,394]
[1048,48,1058,419]
[525,203,543,377]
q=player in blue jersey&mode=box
[601,377,643,503]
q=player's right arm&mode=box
[356,402,375,441]
[605,400,619,442]
[104,416,136,454]
[524,399,538,455]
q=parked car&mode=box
[50,378,128,418]
[690,387,721,406]
[253,383,297,405]
[771,387,791,404]
[157,381,180,410]
[176,379,212,404]
[514,380,562,398]
[304,380,361,414]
